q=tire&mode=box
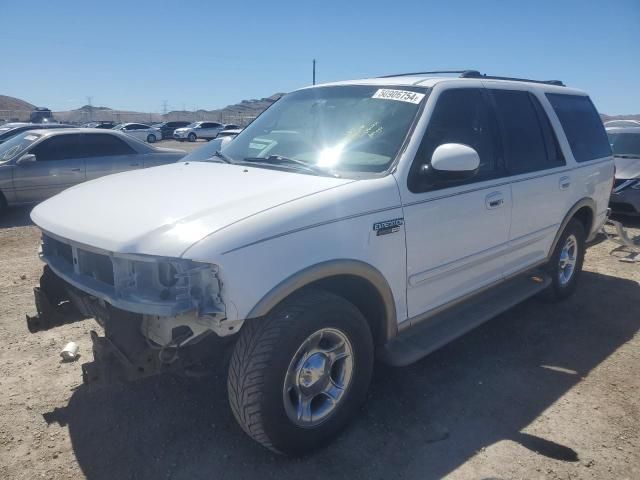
[146,134,156,143]
[540,218,586,301]
[227,289,374,455]
[188,133,196,142]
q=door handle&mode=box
[71,168,82,172]
[129,163,140,167]
[486,192,504,209]
[559,176,571,190]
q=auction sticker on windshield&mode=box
[372,89,425,104]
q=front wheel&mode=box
[540,218,586,301]
[227,289,373,455]
[146,134,156,143]
[188,133,196,142]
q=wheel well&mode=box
[306,275,387,346]
[573,206,593,235]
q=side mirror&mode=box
[16,153,36,165]
[420,143,480,183]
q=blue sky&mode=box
[1,0,638,114]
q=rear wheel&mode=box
[146,134,156,143]
[227,289,373,455]
[540,218,585,301]
[188,133,196,142]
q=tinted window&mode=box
[608,133,640,156]
[82,134,136,157]
[409,88,502,192]
[546,93,611,162]
[491,89,564,174]
[31,135,84,161]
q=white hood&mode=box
[614,157,640,180]
[31,162,352,257]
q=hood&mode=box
[31,162,352,257]
[614,156,640,180]
[174,127,191,132]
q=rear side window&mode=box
[409,88,503,192]
[82,134,136,157]
[607,133,640,156]
[546,93,611,162]
[490,89,564,174]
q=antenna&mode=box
[313,59,316,85]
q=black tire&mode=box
[227,289,374,455]
[540,218,586,301]
[146,134,156,143]
[188,133,196,142]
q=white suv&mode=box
[173,121,224,142]
[26,70,614,455]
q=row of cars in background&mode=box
[0,116,638,217]
[0,123,240,213]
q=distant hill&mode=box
[2,91,639,127]
[0,95,36,120]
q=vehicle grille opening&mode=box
[77,249,115,285]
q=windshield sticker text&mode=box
[372,89,425,104]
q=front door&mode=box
[399,87,512,318]
[13,134,86,203]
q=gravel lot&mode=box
[0,191,638,479]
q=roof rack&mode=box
[378,70,565,86]
[377,70,480,78]
[459,71,565,86]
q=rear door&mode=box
[486,87,569,275]
[83,133,141,180]
[201,122,223,139]
[13,134,86,203]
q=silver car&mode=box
[0,128,185,213]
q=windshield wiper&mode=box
[242,155,326,175]
[211,150,233,163]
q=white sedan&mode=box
[113,123,162,143]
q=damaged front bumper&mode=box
[27,232,244,386]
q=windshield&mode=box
[608,133,640,157]
[0,132,42,161]
[222,85,426,175]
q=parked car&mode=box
[82,121,117,129]
[607,126,640,215]
[0,128,185,212]
[25,71,613,455]
[222,123,241,131]
[0,123,77,145]
[173,121,224,142]
[604,120,640,128]
[179,134,238,162]
[113,123,162,143]
[216,128,242,138]
[152,121,191,140]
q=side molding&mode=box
[547,197,596,260]
[246,259,398,342]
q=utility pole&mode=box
[312,59,316,85]
[86,96,93,122]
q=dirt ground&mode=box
[0,205,638,480]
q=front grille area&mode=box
[42,235,115,286]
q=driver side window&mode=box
[408,88,504,193]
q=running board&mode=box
[379,272,551,367]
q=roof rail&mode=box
[377,70,480,78]
[377,70,565,86]
[459,71,565,86]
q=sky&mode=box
[1,0,639,114]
